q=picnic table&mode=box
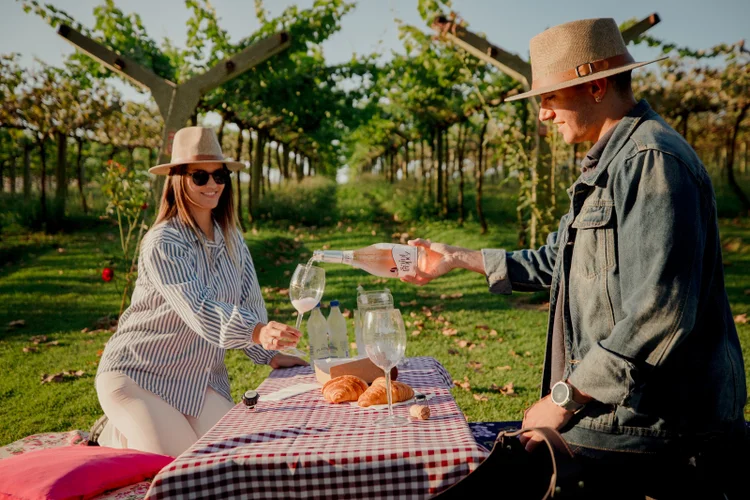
[144,356,489,499]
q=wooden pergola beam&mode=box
[57,24,290,166]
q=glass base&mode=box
[373,415,409,427]
[277,347,309,359]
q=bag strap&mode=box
[497,427,576,499]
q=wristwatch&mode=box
[550,381,585,413]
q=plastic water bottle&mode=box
[327,300,349,358]
[307,303,330,361]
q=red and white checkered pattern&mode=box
[145,357,488,499]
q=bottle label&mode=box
[342,251,354,265]
[374,243,417,278]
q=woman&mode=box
[94,126,307,457]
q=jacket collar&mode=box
[578,99,654,187]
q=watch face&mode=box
[551,382,569,405]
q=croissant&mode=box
[357,378,415,407]
[322,375,369,403]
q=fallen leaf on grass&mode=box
[490,330,498,337]
[442,327,458,336]
[492,382,517,396]
[44,341,60,346]
[440,292,464,300]
[509,349,519,357]
[8,320,25,329]
[453,377,471,391]
[475,324,489,331]
[400,300,417,307]
[735,314,748,324]
[30,335,48,344]
[411,330,421,336]
[416,291,431,298]
[447,348,459,355]
[496,365,512,371]
[467,361,483,372]
[22,346,38,353]
[473,394,489,402]
[277,288,289,296]
[40,370,85,384]
[372,278,388,285]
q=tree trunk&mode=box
[441,128,449,217]
[246,129,254,221]
[23,142,31,200]
[250,130,266,221]
[275,142,283,184]
[264,141,272,193]
[217,117,226,149]
[436,127,443,213]
[0,161,4,193]
[234,128,245,231]
[477,121,488,234]
[76,137,88,214]
[9,154,16,194]
[38,137,47,222]
[725,103,750,214]
[457,124,466,226]
[282,143,290,183]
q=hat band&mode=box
[531,53,635,91]
[169,153,225,164]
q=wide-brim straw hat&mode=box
[505,18,666,102]
[149,126,244,175]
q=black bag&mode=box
[433,427,590,499]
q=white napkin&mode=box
[258,383,320,402]
[350,392,435,411]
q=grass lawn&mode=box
[1,185,749,446]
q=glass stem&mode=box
[295,312,303,331]
[384,368,394,418]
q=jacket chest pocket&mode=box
[570,203,615,279]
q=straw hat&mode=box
[505,18,666,102]
[149,126,244,175]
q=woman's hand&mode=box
[253,321,301,351]
[269,353,309,369]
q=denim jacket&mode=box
[482,100,746,452]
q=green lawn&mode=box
[1,190,749,446]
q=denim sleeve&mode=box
[569,150,705,405]
[482,226,562,294]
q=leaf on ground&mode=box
[372,278,388,284]
[475,324,490,330]
[440,292,464,300]
[416,291,431,298]
[81,327,89,333]
[431,304,444,312]
[40,370,85,384]
[509,349,519,357]
[44,341,60,346]
[492,382,516,396]
[400,300,417,307]
[442,327,458,336]
[57,247,65,253]
[723,238,742,253]
[277,288,289,295]
[447,348,459,355]
[22,346,38,353]
[490,330,498,337]
[411,330,421,336]
[453,376,471,391]
[496,365,512,371]
[735,314,748,324]
[467,361,483,372]
[30,335,48,344]
[96,350,104,357]
[8,320,26,329]
[473,394,489,401]
[410,311,418,318]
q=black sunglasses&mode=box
[184,168,230,186]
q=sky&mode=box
[1,0,748,104]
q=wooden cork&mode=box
[409,404,431,420]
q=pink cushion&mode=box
[0,446,174,500]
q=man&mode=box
[405,18,746,498]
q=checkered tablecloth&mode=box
[144,356,488,499]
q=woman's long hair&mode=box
[154,164,240,267]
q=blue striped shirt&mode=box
[96,216,275,417]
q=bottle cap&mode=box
[415,393,427,403]
[242,390,259,408]
[330,300,340,307]
[316,302,321,308]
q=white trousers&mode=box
[95,371,234,457]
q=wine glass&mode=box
[283,264,325,358]
[362,308,408,427]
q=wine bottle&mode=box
[313,243,426,279]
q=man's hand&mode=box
[269,353,309,369]
[401,238,475,286]
[519,396,573,452]
[253,321,302,351]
